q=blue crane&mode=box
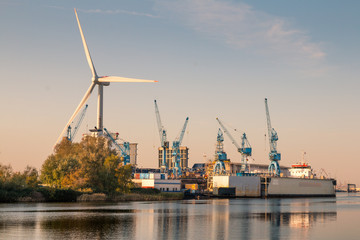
[154,100,169,172]
[264,98,281,176]
[103,128,130,165]
[172,117,189,177]
[216,118,252,173]
[213,128,227,175]
[67,104,88,141]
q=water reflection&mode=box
[155,207,189,240]
[39,215,135,239]
[0,196,348,240]
[256,211,337,229]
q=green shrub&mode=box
[130,188,161,195]
[36,187,80,202]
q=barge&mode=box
[213,175,336,198]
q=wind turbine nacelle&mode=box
[100,81,110,86]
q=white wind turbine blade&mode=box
[98,76,157,83]
[54,82,96,147]
[74,8,97,78]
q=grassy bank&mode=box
[111,192,184,201]
[78,188,184,202]
[0,187,81,202]
[0,187,184,203]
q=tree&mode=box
[40,135,133,193]
[0,164,37,190]
[23,166,39,188]
[0,164,13,186]
[102,154,121,193]
[116,165,134,193]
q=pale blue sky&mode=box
[0,0,359,185]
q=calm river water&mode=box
[1,192,360,240]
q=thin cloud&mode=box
[45,5,66,10]
[79,8,160,19]
[154,0,326,62]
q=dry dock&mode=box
[212,175,336,198]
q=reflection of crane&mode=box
[67,104,88,141]
[154,100,169,172]
[216,118,252,173]
[265,98,281,176]
[172,117,189,177]
[103,128,130,165]
[214,129,227,175]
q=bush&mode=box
[130,188,161,195]
[37,187,80,202]
[0,188,34,202]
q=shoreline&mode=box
[0,188,184,203]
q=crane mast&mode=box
[264,98,281,176]
[67,104,88,141]
[216,118,252,173]
[172,117,189,177]
[213,128,227,175]
[154,100,168,172]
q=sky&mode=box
[0,0,359,186]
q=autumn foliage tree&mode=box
[0,164,39,190]
[40,136,133,193]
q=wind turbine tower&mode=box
[55,9,157,146]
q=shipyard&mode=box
[45,10,339,199]
[2,1,360,239]
[129,99,337,198]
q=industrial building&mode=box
[132,173,181,192]
[158,146,189,169]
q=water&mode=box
[1,193,360,240]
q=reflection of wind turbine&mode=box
[55,9,157,146]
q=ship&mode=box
[263,176,336,198]
[213,99,337,198]
[288,162,312,178]
[212,161,336,198]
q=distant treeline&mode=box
[0,136,137,202]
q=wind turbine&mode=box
[55,9,157,146]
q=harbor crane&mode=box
[154,100,189,176]
[264,98,281,176]
[103,128,130,165]
[216,118,252,173]
[213,128,227,175]
[172,117,189,177]
[154,100,169,172]
[67,104,88,141]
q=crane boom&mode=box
[103,128,130,165]
[176,117,189,145]
[265,98,278,153]
[154,100,167,146]
[264,98,281,176]
[216,118,252,173]
[216,118,241,150]
[172,117,189,177]
[67,104,88,141]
